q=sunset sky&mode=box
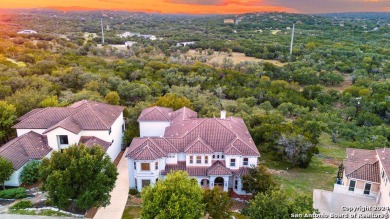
[0,0,389,14]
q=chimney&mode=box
[220,110,226,119]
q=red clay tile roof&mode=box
[137,106,173,122]
[184,136,214,154]
[344,148,381,183]
[232,167,250,177]
[0,131,52,170]
[162,160,234,177]
[137,106,197,123]
[207,160,232,176]
[127,107,260,160]
[13,100,124,134]
[376,148,390,179]
[79,136,111,151]
[127,139,168,160]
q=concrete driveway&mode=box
[94,151,129,219]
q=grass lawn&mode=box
[122,206,141,219]
[261,133,347,196]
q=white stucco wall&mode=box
[104,113,125,161]
[4,153,52,187]
[378,161,390,207]
[4,163,26,187]
[45,128,79,151]
[225,155,240,169]
[186,154,212,166]
[166,154,178,164]
[130,158,164,192]
[139,121,170,137]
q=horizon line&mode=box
[0,7,390,15]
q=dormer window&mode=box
[190,156,194,164]
[59,135,69,145]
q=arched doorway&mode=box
[214,177,224,186]
[201,179,210,187]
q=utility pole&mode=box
[290,23,295,56]
[101,19,105,44]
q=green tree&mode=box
[248,189,317,219]
[21,161,41,185]
[40,96,59,107]
[105,91,120,105]
[154,93,192,110]
[242,165,277,196]
[276,134,315,168]
[203,187,233,219]
[0,157,14,190]
[141,171,204,219]
[0,101,17,143]
[248,189,290,219]
[40,144,118,210]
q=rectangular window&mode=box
[230,159,236,167]
[364,183,371,195]
[234,180,238,189]
[205,156,209,164]
[189,156,193,164]
[134,162,136,170]
[122,124,125,133]
[59,135,69,145]
[155,162,159,170]
[196,156,202,164]
[243,158,249,166]
[349,180,356,191]
[142,180,150,188]
[109,127,112,135]
[141,163,150,171]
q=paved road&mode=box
[0,214,77,219]
[94,151,129,219]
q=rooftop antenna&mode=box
[100,19,105,44]
[290,23,295,56]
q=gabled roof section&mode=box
[184,136,214,154]
[343,148,382,183]
[79,136,111,152]
[0,131,52,170]
[207,160,232,176]
[346,161,380,183]
[13,100,124,134]
[126,138,168,160]
[137,106,173,122]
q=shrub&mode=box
[0,188,27,199]
[21,161,41,185]
[10,200,33,209]
[129,188,139,195]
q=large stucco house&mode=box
[126,106,260,194]
[0,100,125,187]
[333,148,390,207]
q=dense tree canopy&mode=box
[0,157,14,190]
[40,144,118,211]
[141,171,204,219]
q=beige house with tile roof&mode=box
[126,106,260,193]
[333,148,390,208]
[1,100,125,187]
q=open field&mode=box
[262,133,347,196]
[186,49,287,67]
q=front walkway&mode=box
[94,151,129,219]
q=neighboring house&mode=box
[0,100,125,186]
[125,41,137,47]
[315,148,390,212]
[224,19,235,24]
[140,34,157,41]
[176,41,195,47]
[126,106,260,193]
[17,30,37,34]
[117,32,140,38]
[0,132,52,186]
